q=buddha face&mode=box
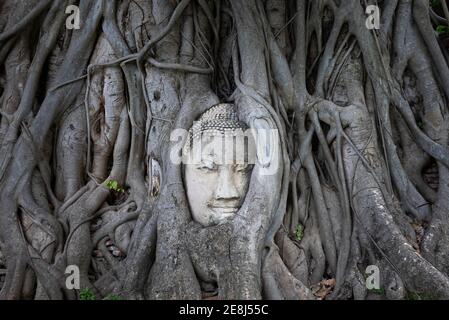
[183,104,253,227]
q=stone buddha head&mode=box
[182,103,254,227]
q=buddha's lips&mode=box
[209,206,239,214]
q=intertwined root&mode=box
[1,0,449,300]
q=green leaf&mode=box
[369,288,385,295]
[436,25,449,35]
[295,224,304,241]
[79,288,96,300]
[106,180,124,192]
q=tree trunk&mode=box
[1,0,449,300]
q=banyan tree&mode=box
[1,0,449,300]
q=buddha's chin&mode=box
[201,208,238,227]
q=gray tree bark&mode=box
[1,0,449,300]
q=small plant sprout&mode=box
[79,288,96,300]
[106,179,124,193]
[437,25,449,35]
[295,224,304,241]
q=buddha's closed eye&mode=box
[196,158,217,171]
[196,160,251,173]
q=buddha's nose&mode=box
[214,167,240,201]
